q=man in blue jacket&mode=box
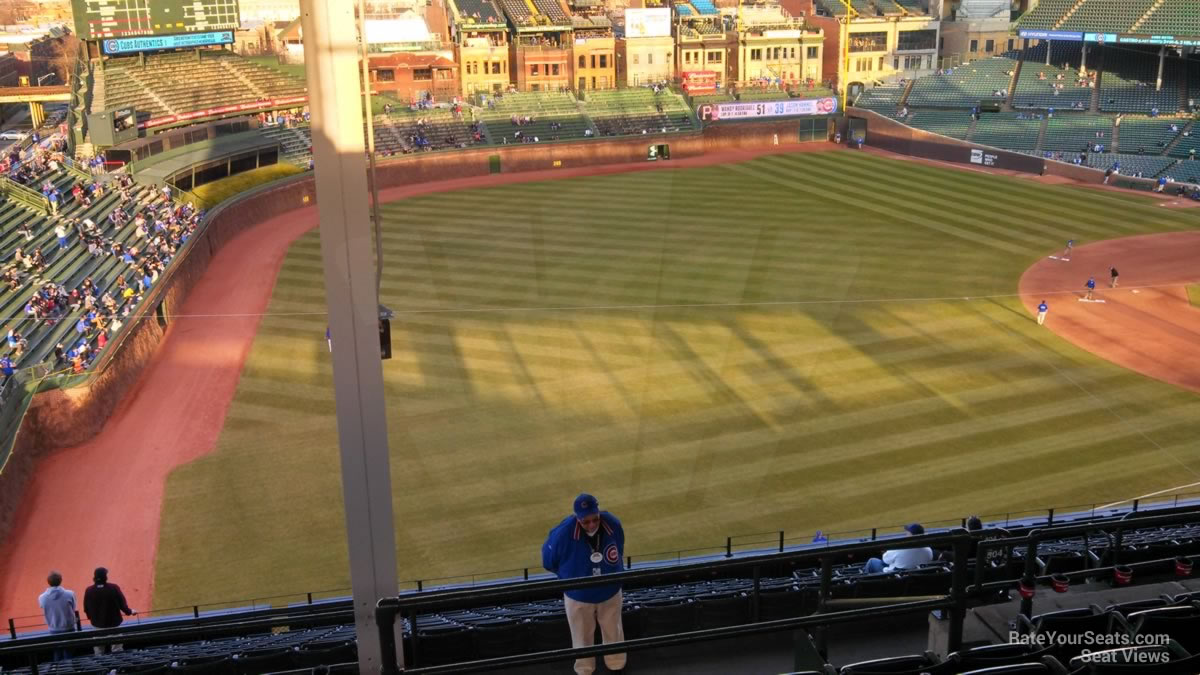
[542,493,626,674]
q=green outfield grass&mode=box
[1189,284,1200,308]
[152,151,1200,609]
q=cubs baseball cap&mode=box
[574,493,599,518]
[905,523,925,535]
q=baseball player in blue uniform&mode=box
[1085,276,1096,300]
[543,494,626,675]
[1036,301,1048,325]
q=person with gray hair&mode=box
[38,571,76,661]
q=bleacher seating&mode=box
[1116,117,1180,154]
[477,91,592,144]
[1137,0,1200,37]
[851,85,905,113]
[1082,153,1175,179]
[453,0,504,23]
[1099,47,1182,114]
[1042,113,1113,153]
[531,0,571,23]
[1056,0,1157,33]
[498,0,533,22]
[98,52,306,120]
[691,0,718,14]
[374,107,484,155]
[0,138,197,381]
[586,88,695,136]
[904,109,972,139]
[970,112,1041,150]
[1012,42,1093,111]
[906,58,1016,107]
[260,124,312,166]
[1014,0,1075,30]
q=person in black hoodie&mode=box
[83,567,135,654]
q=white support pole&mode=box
[1157,46,1165,91]
[299,1,401,673]
[1046,39,1051,66]
[1079,42,1087,77]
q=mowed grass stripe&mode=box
[153,151,1200,610]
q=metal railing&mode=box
[376,506,1200,673]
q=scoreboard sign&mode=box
[697,97,839,122]
[74,0,240,41]
[101,30,234,54]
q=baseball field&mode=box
[151,150,1200,609]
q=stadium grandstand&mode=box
[5,0,1200,672]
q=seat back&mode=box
[695,594,750,629]
[169,657,232,675]
[291,642,358,669]
[472,621,530,659]
[638,600,696,638]
[232,649,294,675]
[839,653,939,674]
[950,642,1055,668]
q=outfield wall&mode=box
[847,108,1045,174]
[0,118,828,545]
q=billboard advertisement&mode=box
[697,97,839,122]
[625,8,671,39]
[101,30,235,55]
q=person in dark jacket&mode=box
[83,567,135,654]
[542,494,626,675]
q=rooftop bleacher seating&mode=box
[906,57,1016,107]
[1056,0,1156,33]
[970,112,1041,150]
[452,0,504,23]
[98,52,306,121]
[691,0,718,14]
[905,109,972,139]
[585,88,695,136]
[1013,42,1093,111]
[499,0,534,23]
[531,0,571,22]
[1042,113,1113,152]
[477,91,592,144]
[260,124,313,166]
[1099,47,1182,114]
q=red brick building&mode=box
[367,53,460,104]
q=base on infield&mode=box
[1048,256,1071,261]
[1078,298,1107,303]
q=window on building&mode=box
[600,54,607,68]
[531,63,540,75]
[579,55,586,68]
[807,46,817,58]
[413,68,432,80]
[893,56,899,69]
[1008,38,1015,51]
[707,50,721,62]
[774,47,781,59]
[939,37,944,50]
[648,53,654,64]
[750,48,761,60]
[438,69,452,80]
[848,31,887,52]
[969,39,978,52]
[634,53,641,64]
[552,63,559,76]
[897,29,936,51]
[591,55,596,68]
[985,39,994,53]
[376,68,395,81]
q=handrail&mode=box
[376,532,976,674]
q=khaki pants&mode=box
[1037,311,1046,325]
[564,591,625,675]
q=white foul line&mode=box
[1097,481,1200,510]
